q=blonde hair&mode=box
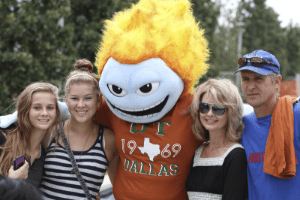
[0,82,60,175]
[95,0,209,94]
[190,79,244,142]
[65,59,100,96]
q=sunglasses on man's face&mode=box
[199,102,226,116]
[238,57,278,68]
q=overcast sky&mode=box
[266,0,300,26]
[218,0,300,27]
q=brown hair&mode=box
[73,58,93,72]
[0,82,60,175]
[190,78,244,142]
[65,59,100,96]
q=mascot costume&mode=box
[94,0,209,199]
[0,0,209,199]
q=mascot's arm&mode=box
[102,125,118,184]
[57,101,70,120]
[106,149,119,185]
[242,103,253,115]
[95,98,118,184]
[0,111,17,129]
[94,97,113,128]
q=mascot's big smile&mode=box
[108,95,169,117]
[99,58,184,123]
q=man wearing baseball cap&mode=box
[236,49,300,200]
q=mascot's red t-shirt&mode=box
[95,94,199,200]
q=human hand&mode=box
[8,160,29,180]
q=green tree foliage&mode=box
[69,0,137,63]
[241,0,283,50]
[285,25,300,76]
[211,25,240,72]
[239,0,289,76]
[191,0,220,44]
[70,0,111,60]
[0,0,74,113]
[211,0,300,79]
[0,0,219,114]
[0,0,139,114]
[191,0,221,82]
[2,0,299,114]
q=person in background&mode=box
[0,82,60,187]
[236,49,300,200]
[0,177,43,200]
[186,78,248,200]
[40,59,117,200]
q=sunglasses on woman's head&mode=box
[199,102,226,116]
[238,57,278,68]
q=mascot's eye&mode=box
[107,84,127,97]
[137,82,159,96]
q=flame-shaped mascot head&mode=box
[95,0,209,123]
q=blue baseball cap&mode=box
[235,49,281,75]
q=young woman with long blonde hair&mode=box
[40,59,117,200]
[0,82,60,187]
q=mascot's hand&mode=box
[0,111,17,129]
[58,101,70,120]
[0,101,70,129]
[242,103,253,116]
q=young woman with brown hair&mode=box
[0,82,60,187]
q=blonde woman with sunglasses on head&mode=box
[186,79,248,200]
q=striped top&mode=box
[40,128,108,200]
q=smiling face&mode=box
[199,93,228,134]
[29,91,57,132]
[66,82,99,124]
[99,58,184,123]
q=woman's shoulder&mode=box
[98,124,113,137]
[102,126,114,135]
[101,126,115,162]
[226,143,244,153]
[224,143,246,162]
[102,127,115,144]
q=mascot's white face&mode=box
[99,57,184,123]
